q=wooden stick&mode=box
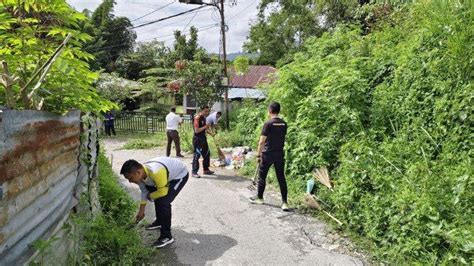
[323,210,343,226]
[304,194,343,226]
[312,194,331,209]
[23,33,72,92]
[27,34,72,109]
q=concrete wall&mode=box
[0,110,99,265]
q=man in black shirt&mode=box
[249,102,289,211]
[192,106,214,178]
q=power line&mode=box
[131,5,209,30]
[142,23,219,42]
[211,8,220,22]
[86,22,220,54]
[228,0,257,21]
[137,8,212,35]
[86,42,130,53]
[159,25,219,44]
[131,2,174,22]
[183,9,198,32]
[126,0,162,8]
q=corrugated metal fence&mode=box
[114,112,193,133]
[0,110,100,265]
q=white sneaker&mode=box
[153,237,174,248]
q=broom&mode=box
[216,146,225,161]
[247,163,259,191]
[209,130,226,161]
[303,193,343,226]
[313,167,333,191]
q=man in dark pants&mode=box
[249,102,289,211]
[165,107,184,157]
[191,105,214,178]
[104,111,116,136]
[120,157,189,248]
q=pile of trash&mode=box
[211,146,255,169]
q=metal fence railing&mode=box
[114,112,193,133]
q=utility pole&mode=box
[179,0,230,129]
[219,0,229,130]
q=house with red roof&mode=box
[183,65,277,114]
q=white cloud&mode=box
[67,0,259,53]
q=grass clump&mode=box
[76,153,152,264]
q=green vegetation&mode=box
[76,153,152,264]
[179,128,194,153]
[95,73,141,109]
[233,56,250,75]
[244,0,357,66]
[121,132,167,150]
[0,0,115,113]
[81,0,136,72]
[234,1,473,263]
[180,128,221,158]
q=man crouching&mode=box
[120,157,189,248]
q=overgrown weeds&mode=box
[120,132,167,150]
[74,153,152,264]
[230,1,473,263]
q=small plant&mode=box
[30,237,59,266]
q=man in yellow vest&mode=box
[120,157,189,248]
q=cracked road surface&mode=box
[103,138,366,265]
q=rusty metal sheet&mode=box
[0,110,84,265]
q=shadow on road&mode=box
[200,174,247,183]
[146,229,237,265]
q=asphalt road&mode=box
[103,138,366,265]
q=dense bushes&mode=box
[217,100,266,149]
[233,2,473,263]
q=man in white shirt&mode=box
[165,107,184,157]
[205,111,222,127]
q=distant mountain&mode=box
[209,52,259,61]
[226,52,259,61]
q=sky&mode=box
[67,0,260,54]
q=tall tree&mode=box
[170,26,200,62]
[244,0,362,66]
[83,0,136,72]
[90,0,115,26]
[116,40,166,80]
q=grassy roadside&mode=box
[74,152,152,264]
[116,131,167,150]
[118,129,223,160]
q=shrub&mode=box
[76,153,151,264]
[179,128,194,153]
[229,2,473,263]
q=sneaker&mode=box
[281,203,290,211]
[203,170,215,175]
[176,154,185,158]
[145,220,161,230]
[249,196,264,205]
[153,237,174,248]
[192,173,201,178]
